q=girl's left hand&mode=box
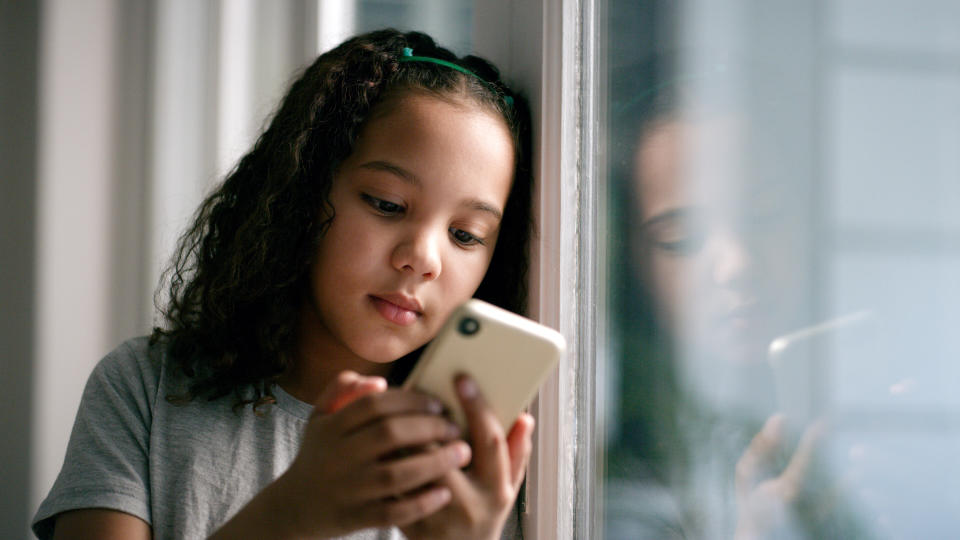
[401,375,535,540]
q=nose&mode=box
[391,226,442,280]
[709,229,753,287]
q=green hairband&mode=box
[398,47,513,106]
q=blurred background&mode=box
[1,1,472,537]
[601,0,960,538]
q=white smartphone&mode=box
[402,299,566,431]
[767,310,874,436]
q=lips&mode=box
[369,294,423,326]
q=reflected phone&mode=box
[402,299,566,431]
[767,310,874,435]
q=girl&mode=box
[34,29,534,540]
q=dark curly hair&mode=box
[151,29,533,410]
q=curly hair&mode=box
[150,29,533,410]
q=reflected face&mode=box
[305,93,515,364]
[633,117,801,362]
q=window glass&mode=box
[355,0,473,54]
[600,1,960,537]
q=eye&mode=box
[652,234,705,256]
[361,193,405,216]
[643,211,706,256]
[449,227,484,247]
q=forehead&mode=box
[633,117,744,220]
[347,92,515,203]
[365,90,510,144]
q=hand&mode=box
[401,374,535,540]
[734,414,826,540]
[316,370,389,414]
[270,371,471,538]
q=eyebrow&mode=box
[359,159,504,221]
[360,160,421,187]
[467,200,503,221]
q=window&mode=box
[595,1,960,537]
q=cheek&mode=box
[650,253,704,334]
[312,220,384,291]
[651,254,682,304]
[432,252,495,325]
[326,209,386,257]
[445,251,493,296]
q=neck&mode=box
[279,302,392,405]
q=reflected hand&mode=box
[734,414,825,540]
[402,374,535,540]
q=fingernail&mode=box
[458,377,478,399]
[338,370,359,384]
[447,422,461,439]
[450,442,470,465]
[427,399,444,414]
[767,414,785,437]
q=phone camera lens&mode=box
[458,317,480,336]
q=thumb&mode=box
[736,414,786,495]
[778,418,827,501]
[506,412,535,488]
[316,370,388,414]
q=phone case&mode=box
[402,299,566,430]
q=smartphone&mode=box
[402,299,566,431]
[767,309,874,436]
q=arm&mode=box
[32,341,157,538]
[52,509,151,540]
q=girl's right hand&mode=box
[277,371,470,538]
[734,414,825,540]
[213,371,469,540]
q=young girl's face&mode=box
[634,117,802,363]
[305,92,515,365]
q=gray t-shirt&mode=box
[32,336,398,540]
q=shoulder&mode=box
[82,336,174,416]
[92,336,163,383]
[96,336,162,375]
[31,337,170,539]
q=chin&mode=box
[351,338,422,365]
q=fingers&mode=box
[359,485,453,528]
[778,419,826,500]
[314,371,388,415]
[506,413,535,488]
[331,389,445,435]
[455,374,512,485]
[736,414,785,495]
[354,440,472,499]
[346,414,464,463]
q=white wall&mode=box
[31,0,123,523]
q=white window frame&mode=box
[475,1,601,537]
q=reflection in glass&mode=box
[601,1,960,538]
